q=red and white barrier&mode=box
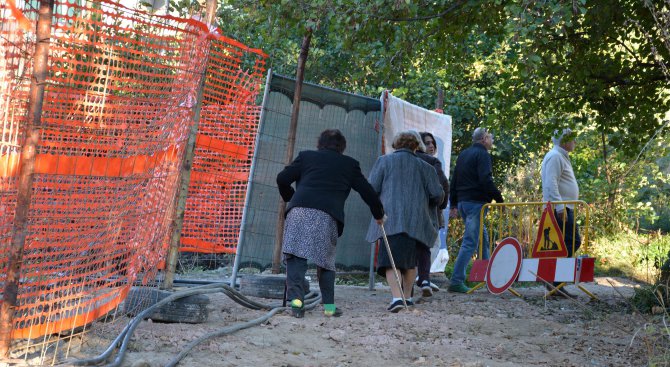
[469,257,595,284]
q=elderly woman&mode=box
[365,131,444,312]
[277,129,384,318]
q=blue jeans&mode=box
[555,208,581,257]
[451,201,489,286]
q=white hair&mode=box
[552,128,573,146]
[472,127,491,143]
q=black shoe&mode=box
[387,300,404,313]
[420,281,433,297]
[406,299,414,307]
[290,299,304,318]
[292,307,305,318]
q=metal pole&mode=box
[435,87,450,254]
[368,91,385,290]
[230,69,273,287]
[271,28,312,273]
[368,241,376,291]
[0,0,54,357]
[162,0,217,290]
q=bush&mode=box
[444,261,476,287]
[630,285,666,314]
[587,232,670,284]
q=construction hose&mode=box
[165,290,322,367]
[62,284,225,366]
[59,282,320,367]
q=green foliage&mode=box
[630,285,662,314]
[628,279,670,365]
[209,0,669,166]
[204,0,670,278]
[335,273,378,286]
[589,232,670,284]
[443,260,476,288]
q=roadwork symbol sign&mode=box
[531,202,568,258]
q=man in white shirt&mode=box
[541,128,582,296]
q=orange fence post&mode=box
[0,0,53,357]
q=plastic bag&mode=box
[430,248,449,273]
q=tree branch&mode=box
[619,119,670,184]
[386,0,466,22]
[612,37,641,63]
[587,71,667,86]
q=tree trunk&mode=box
[600,130,616,210]
[272,28,313,273]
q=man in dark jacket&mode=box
[448,127,504,293]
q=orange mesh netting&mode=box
[181,38,266,254]
[0,0,266,343]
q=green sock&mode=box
[324,304,336,315]
[291,299,303,308]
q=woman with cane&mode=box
[365,131,444,312]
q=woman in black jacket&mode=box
[415,131,449,297]
[277,129,384,318]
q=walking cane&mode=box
[379,223,409,310]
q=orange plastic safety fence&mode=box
[181,37,266,254]
[0,0,265,348]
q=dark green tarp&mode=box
[237,73,382,271]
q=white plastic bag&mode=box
[430,248,449,273]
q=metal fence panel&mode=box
[237,74,382,271]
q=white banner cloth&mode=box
[381,92,453,178]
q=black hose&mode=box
[57,282,322,367]
[107,288,224,367]
[61,284,231,366]
[165,290,322,367]
[164,307,285,367]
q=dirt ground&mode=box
[72,276,649,367]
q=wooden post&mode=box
[203,0,217,24]
[0,0,54,357]
[162,0,217,290]
[271,28,313,273]
[435,87,444,112]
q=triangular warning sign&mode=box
[531,202,568,258]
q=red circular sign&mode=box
[486,237,523,295]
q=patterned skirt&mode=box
[282,207,338,271]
